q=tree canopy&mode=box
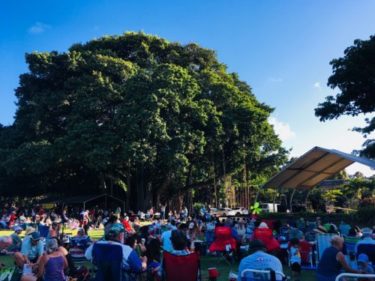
[315,35,375,157]
[0,32,287,210]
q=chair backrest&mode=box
[38,224,50,238]
[240,269,285,281]
[92,242,123,281]
[316,233,335,260]
[163,251,200,281]
[214,226,232,239]
[299,240,312,265]
[357,243,375,264]
[209,226,236,252]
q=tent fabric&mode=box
[263,146,375,190]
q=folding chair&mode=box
[208,226,237,264]
[240,269,286,281]
[357,244,375,270]
[92,242,123,281]
[162,251,200,281]
[316,233,335,261]
[37,224,50,238]
[70,236,92,266]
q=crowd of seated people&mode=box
[0,202,374,281]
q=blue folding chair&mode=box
[92,242,123,281]
[240,269,286,281]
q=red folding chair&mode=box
[162,251,200,281]
[208,226,237,252]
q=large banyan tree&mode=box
[0,32,287,210]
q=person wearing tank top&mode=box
[21,238,67,281]
[316,235,359,281]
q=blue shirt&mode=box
[21,236,44,260]
[161,230,173,252]
[238,251,283,281]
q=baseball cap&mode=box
[31,232,41,241]
[358,253,369,263]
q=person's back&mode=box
[44,255,66,281]
[238,241,283,281]
[317,246,341,279]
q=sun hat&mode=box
[358,253,369,263]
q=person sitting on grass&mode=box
[2,226,22,254]
[21,238,68,281]
[357,253,374,281]
[69,228,92,259]
[237,240,284,281]
[158,230,191,279]
[14,231,44,269]
[289,238,301,281]
[85,226,147,281]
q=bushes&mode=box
[356,206,375,226]
[260,209,375,227]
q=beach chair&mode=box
[162,251,200,281]
[240,269,286,281]
[92,242,123,281]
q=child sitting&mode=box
[289,238,301,281]
[357,253,374,281]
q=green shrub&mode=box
[356,206,375,226]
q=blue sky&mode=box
[1,0,375,174]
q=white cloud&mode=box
[269,117,296,142]
[28,22,51,34]
[313,81,321,89]
[268,77,283,83]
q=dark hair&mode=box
[171,230,187,251]
[290,238,299,246]
[178,223,188,231]
[125,235,137,248]
[106,215,118,225]
[146,238,161,262]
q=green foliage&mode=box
[0,32,287,209]
[356,206,375,225]
[250,202,262,215]
[315,35,375,158]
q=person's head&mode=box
[361,228,372,238]
[30,232,41,245]
[290,238,299,247]
[77,228,85,236]
[46,238,59,254]
[171,230,187,251]
[125,235,137,249]
[258,222,269,229]
[13,226,22,234]
[249,240,266,254]
[146,238,161,262]
[330,235,344,250]
[357,253,369,269]
[106,229,121,242]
